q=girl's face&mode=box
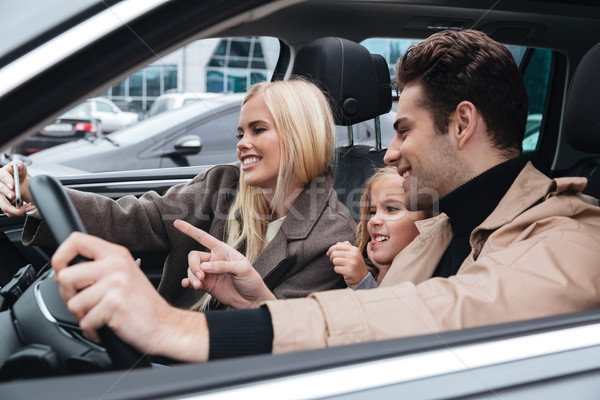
[367,174,422,266]
[236,94,281,193]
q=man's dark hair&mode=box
[394,29,529,156]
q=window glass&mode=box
[164,67,178,92]
[129,72,143,97]
[250,71,266,85]
[100,65,179,114]
[95,101,113,112]
[227,58,249,69]
[207,70,225,93]
[62,102,91,119]
[151,99,170,115]
[362,38,421,82]
[209,59,225,67]
[251,60,266,69]
[508,46,527,65]
[214,41,228,56]
[228,40,251,57]
[182,98,202,107]
[226,69,248,92]
[252,44,264,58]
[521,48,552,151]
[21,37,280,174]
[146,66,161,97]
[112,80,126,96]
[362,38,552,153]
[206,37,279,93]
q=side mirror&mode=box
[166,135,202,156]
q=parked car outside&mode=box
[12,101,101,155]
[144,92,224,119]
[87,97,139,133]
[28,94,397,174]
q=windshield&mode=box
[0,0,114,67]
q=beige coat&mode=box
[266,163,600,353]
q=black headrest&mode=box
[292,37,392,126]
[564,43,600,153]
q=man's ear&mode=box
[452,101,478,150]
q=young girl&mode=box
[1,79,355,309]
[327,167,428,289]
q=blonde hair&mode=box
[196,79,336,310]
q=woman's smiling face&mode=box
[236,94,281,193]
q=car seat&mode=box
[562,43,600,199]
[291,37,392,219]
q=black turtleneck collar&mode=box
[437,155,529,237]
[431,155,528,278]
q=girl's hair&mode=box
[355,167,400,278]
[196,79,336,310]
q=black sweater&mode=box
[432,155,528,277]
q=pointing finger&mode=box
[174,219,224,251]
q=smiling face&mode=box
[383,83,472,211]
[366,174,422,266]
[236,94,282,194]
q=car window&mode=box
[61,102,91,119]
[148,98,171,116]
[21,37,280,175]
[95,101,114,113]
[520,48,552,152]
[183,98,202,107]
[19,36,551,175]
[206,37,278,92]
[362,38,552,153]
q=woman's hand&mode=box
[327,241,369,288]
[0,161,36,216]
[175,219,276,309]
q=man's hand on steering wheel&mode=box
[52,232,210,362]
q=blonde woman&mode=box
[0,79,355,309]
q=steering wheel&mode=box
[0,175,148,379]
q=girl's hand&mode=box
[176,220,276,309]
[327,241,369,288]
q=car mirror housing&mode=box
[167,135,202,156]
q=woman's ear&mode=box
[453,101,478,150]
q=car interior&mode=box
[2,0,600,398]
[1,34,394,380]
